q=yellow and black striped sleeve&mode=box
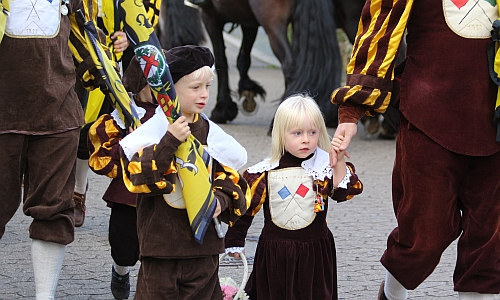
[331,0,414,119]
[223,170,266,248]
[88,114,125,179]
[241,171,267,217]
[213,163,251,227]
[331,162,363,202]
[120,131,181,194]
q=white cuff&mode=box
[225,247,244,254]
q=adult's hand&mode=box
[329,122,357,167]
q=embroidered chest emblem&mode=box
[268,168,317,230]
[443,0,498,38]
[6,0,61,38]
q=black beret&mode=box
[122,45,214,94]
[165,45,215,84]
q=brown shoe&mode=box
[73,191,86,227]
[378,281,389,300]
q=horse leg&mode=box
[248,0,292,81]
[201,14,239,123]
[237,25,266,114]
[333,0,365,43]
[159,0,205,49]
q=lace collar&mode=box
[247,148,333,181]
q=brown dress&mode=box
[225,151,363,300]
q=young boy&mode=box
[119,45,251,299]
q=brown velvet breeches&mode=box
[381,116,500,293]
[135,256,222,300]
[0,130,79,245]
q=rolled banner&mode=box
[76,10,142,130]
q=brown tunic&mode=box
[0,0,84,134]
[400,0,500,156]
[120,115,250,258]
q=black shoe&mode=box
[111,266,130,299]
[378,281,389,300]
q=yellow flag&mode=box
[84,89,106,124]
[76,10,141,130]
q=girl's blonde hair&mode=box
[269,94,331,163]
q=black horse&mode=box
[196,0,368,129]
[157,0,206,49]
[166,0,402,137]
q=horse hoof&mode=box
[365,118,381,135]
[378,122,397,140]
[209,114,228,124]
[210,101,238,123]
[238,91,259,116]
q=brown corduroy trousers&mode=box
[0,130,79,245]
[135,256,222,300]
[381,116,500,293]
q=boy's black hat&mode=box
[122,45,214,94]
[166,45,215,84]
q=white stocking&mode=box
[113,261,130,276]
[32,239,66,300]
[74,158,89,194]
[384,269,408,300]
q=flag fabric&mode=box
[110,0,216,243]
[277,186,291,200]
[98,0,160,62]
[277,184,310,200]
[84,88,106,124]
[76,10,141,130]
[0,0,9,44]
[295,184,309,198]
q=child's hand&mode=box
[331,135,344,152]
[331,135,349,163]
[213,198,221,218]
[111,31,130,53]
[168,116,191,141]
[228,249,245,259]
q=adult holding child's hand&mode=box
[329,122,357,167]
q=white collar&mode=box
[111,96,147,129]
[247,148,332,181]
[119,106,247,170]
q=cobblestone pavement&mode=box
[0,33,463,300]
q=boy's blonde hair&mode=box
[269,94,331,163]
[176,65,214,84]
